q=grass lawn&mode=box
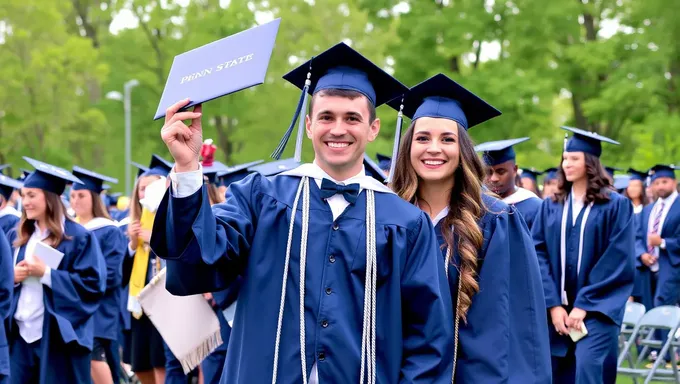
[615,347,676,383]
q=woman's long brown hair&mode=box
[15,190,71,248]
[390,121,486,321]
[90,190,111,219]
[553,152,612,204]
[129,175,161,221]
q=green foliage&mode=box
[2,0,680,192]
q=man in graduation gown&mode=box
[0,233,12,384]
[636,164,680,362]
[0,175,22,245]
[476,138,543,229]
[151,42,453,383]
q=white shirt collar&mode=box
[310,160,366,183]
[657,190,678,206]
[279,162,394,194]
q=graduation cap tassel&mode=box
[563,133,569,152]
[271,61,313,160]
[270,84,308,160]
[293,73,312,162]
[385,97,404,184]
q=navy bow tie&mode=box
[320,178,360,204]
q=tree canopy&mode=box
[1,0,677,191]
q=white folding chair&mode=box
[617,305,680,384]
[618,302,646,383]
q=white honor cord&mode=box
[360,190,377,384]
[444,247,461,383]
[272,177,308,384]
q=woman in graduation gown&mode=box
[389,74,552,383]
[532,127,635,384]
[123,155,172,384]
[8,157,105,384]
[70,166,127,384]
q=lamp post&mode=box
[106,79,139,196]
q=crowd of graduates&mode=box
[1,24,680,384]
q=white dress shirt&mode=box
[648,190,678,272]
[169,161,371,384]
[14,222,55,343]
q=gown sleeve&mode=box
[399,212,454,384]
[573,196,635,323]
[150,174,260,296]
[458,206,552,383]
[661,217,680,266]
[47,230,105,348]
[100,227,126,292]
[532,200,562,308]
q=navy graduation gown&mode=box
[117,221,132,332]
[631,210,653,310]
[201,279,240,384]
[0,212,20,246]
[9,219,105,383]
[636,198,680,306]
[532,192,635,356]
[89,223,127,341]
[150,172,454,384]
[0,233,12,383]
[512,196,542,230]
[439,194,551,383]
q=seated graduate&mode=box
[388,74,552,383]
[520,168,543,198]
[0,175,22,245]
[542,168,559,200]
[0,230,12,384]
[475,137,543,230]
[123,155,172,384]
[532,127,635,384]
[151,42,453,383]
[9,157,105,384]
[70,166,127,384]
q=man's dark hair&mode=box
[309,89,377,123]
